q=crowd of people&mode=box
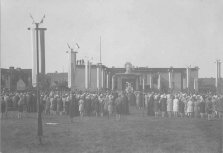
[1,90,223,122]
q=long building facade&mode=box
[47,62,199,94]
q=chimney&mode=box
[16,68,21,71]
[9,66,14,70]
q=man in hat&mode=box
[85,94,91,116]
[69,92,75,122]
[115,94,122,121]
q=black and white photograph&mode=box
[1,0,223,153]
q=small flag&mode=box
[76,43,80,49]
[67,43,71,49]
[40,15,45,24]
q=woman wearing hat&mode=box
[173,96,179,117]
[194,96,200,118]
[69,93,75,122]
[167,94,173,117]
[199,96,205,118]
[79,95,85,117]
[75,94,80,117]
[85,95,91,117]
[108,95,113,117]
[104,95,109,116]
[160,95,166,117]
[99,95,104,117]
[179,96,185,118]
[206,97,213,121]
[212,96,217,118]
[18,94,24,119]
[52,96,57,115]
[187,97,194,118]
[115,95,122,121]
[45,95,50,115]
[94,95,100,117]
[147,94,154,116]
[154,95,160,117]
[65,95,70,115]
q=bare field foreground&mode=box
[1,107,222,153]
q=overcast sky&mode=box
[1,0,223,78]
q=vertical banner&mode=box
[183,78,186,89]
[101,69,104,88]
[187,68,190,88]
[112,76,115,91]
[194,78,198,93]
[39,30,45,75]
[158,74,161,90]
[150,74,153,89]
[169,72,172,89]
[39,29,46,85]
[106,73,109,89]
[30,28,46,87]
[88,61,91,88]
[85,60,89,89]
[68,51,76,90]
[143,78,145,90]
[68,52,72,88]
[72,52,76,91]
[31,28,37,87]
[97,64,102,92]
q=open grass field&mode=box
[1,107,222,153]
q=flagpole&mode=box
[100,37,101,63]
[28,14,45,144]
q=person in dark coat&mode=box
[147,94,154,116]
[75,94,80,117]
[52,96,57,115]
[94,95,100,117]
[154,95,160,117]
[120,94,125,114]
[126,94,130,114]
[1,97,6,118]
[65,95,70,115]
[85,95,91,116]
[69,93,75,122]
[179,97,185,118]
[160,95,167,117]
[33,94,37,112]
[29,93,34,112]
[123,93,128,115]
[26,93,31,112]
[91,95,95,115]
[113,91,118,101]
[206,97,212,121]
[115,95,122,121]
[199,96,206,118]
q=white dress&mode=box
[173,99,179,112]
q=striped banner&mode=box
[68,51,76,89]
[30,28,46,87]
[31,28,37,87]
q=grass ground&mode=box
[1,107,222,153]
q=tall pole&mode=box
[100,37,101,63]
[35,23,43,143]
[215,59,220,94]
[143,77,145,118]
